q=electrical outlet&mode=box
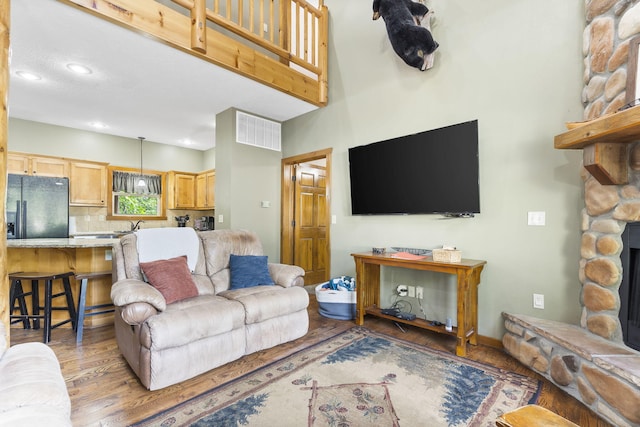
[533,293,545,309]
[408,286,415,298]
[416,286,424,299]
[396,284,408,297]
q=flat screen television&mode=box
[348,120,479,216]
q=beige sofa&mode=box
[0,323,71,426]
[111,229,309,390]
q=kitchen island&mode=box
[8,237,120,333]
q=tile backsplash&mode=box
[69,206,214,233]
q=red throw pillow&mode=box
[139,255,199,304]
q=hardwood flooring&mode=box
[11,297,612,427]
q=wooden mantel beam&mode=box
[554,105,640,185]
[555,105,640,149]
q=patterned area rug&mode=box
[133,327,540,427]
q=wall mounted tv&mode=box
[348,120,479,216]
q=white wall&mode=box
[8,118,208,172]
[282,0,585,339]
[214,108,282,259]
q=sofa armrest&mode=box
[268,263,305,288]
[111,278,167,311]
[119,303,159,325]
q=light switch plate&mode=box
[528,211,546,226]
[533,293,545,309]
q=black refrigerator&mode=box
[6,174,69,239]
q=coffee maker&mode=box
[194,216,215,230]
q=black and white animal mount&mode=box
[373,0,438,71]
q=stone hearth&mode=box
[503,2,640,426]
[503,313,640,426]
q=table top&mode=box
[351,252,486,268]
[7,238,119,249]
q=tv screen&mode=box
[348,120,479,215]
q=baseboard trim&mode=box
[478,335,503,349]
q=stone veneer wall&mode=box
[581,0,640,342]
[502,1,640,426]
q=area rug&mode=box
[133,327,541,427]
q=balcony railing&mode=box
[61,0,328,106]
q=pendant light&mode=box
[137,137,146,187]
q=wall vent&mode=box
[236,111,281,152]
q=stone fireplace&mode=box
[620,222,640,350]
[502,2,640,426]
[582,168,640,345]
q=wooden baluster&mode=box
[259,0,264,37]
[191,0,206,53]
[268,0,274,43]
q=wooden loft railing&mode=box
[61,0,329,106]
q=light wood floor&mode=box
[11,297,612,427]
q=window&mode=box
[108,167,167,220]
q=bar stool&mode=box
[75,271,114,343]
[9,273,32,329]
[8,271,77,344]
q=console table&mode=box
[351,252,486,357]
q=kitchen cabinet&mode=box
[167,171,196,209]
[196,169,215,209]
[8,153,69,177]
[70,161,108,206]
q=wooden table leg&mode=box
[455,271,468,357]
[354,258,381,326]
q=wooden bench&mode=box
[496,405,578,427]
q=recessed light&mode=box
[89,122,108,129]
[67,63,92,75]
[16,70,42,81]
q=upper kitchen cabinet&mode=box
[69,161,108,206]
[8,152,69,177]
[167,171,196,209]
[196,170,215,209]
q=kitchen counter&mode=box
[7,237,120,248]
[8,238,118,334]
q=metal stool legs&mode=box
[75,271,113,343]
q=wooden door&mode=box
[206,171,215,208]
[196,173,206,208]
[31,156,68,177]
[168,172,196,209]
[293,162,328,285]
[7,153,29,175]
[70,161,107,206]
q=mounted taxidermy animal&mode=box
[373,0,438,71]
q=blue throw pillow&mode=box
[229,254,275,289]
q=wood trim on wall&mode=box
[627,35,640,104]
[1,0,9,340]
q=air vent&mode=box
[236,111,281,152]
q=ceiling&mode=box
[8,0,319,150]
